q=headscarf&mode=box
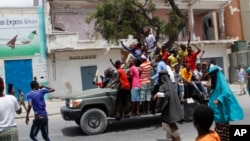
[246,67,250,95]
[247,67,250,73]
[208,65,244,123]
[157,70,182,123]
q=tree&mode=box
[86,0,186,51]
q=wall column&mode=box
[188,6,195,41]
[219,9,225,39]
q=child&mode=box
[18,89,27,112]
[193,105,221,141]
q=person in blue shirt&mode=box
[25,81,55,141]
[121,41,142,67]
[208,65,244,141]
[151,54,167,114]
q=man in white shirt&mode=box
[143,27,156,53]
[0,77,22,141]
[236,65,247,95]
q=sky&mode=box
[0,0,33,7]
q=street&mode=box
[16,85,250,141]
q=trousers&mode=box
[30,116,50,141]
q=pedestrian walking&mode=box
[25,81,55,141]
[235,65,247,95]
[0,77,22,141]
[152,70,182,141]
[18,88,28,112]
[193,105,221,141]
[208,65,244,141]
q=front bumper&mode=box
[60,106,82,121]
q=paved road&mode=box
[16,84,250,141]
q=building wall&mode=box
[224,0,243,40]
[153,9,204,41]
[0,7,48,96]
[194,14,204,41]
[53,14,96,40]
[47,48,121,97]
[239,0,250,42]
[152,9,169,22]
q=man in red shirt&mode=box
[184,44,201,71]
[114,60,130,119]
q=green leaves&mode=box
[86,0,159,41]
[86,0,185,46]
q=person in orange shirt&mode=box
[193,105,221,141]
[113,60,131,120]
[181,63,194,103]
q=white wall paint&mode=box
[47,48,121,97]
[0,0,33,7]
[47,44,230,97]
[199,44,229,79]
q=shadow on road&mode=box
[106,115,162,132]
[61,126,85,136]
[61,115,162,137]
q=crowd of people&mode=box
[96,26,246,141]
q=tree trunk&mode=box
[165,0,186,51]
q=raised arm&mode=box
[121,41,132,52]
[192,44,201,55]
[40,85,55,93]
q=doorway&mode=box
[81,66,97,90]
[4,59,33,100]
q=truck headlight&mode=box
[69,99,82,108]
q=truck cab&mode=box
[60,72,144,135]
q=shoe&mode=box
[123,113,131,118]
[189,98,195,103]
[243,91,246,95]
[177,119,184,124]
[187,98,191,104]
[135,112,140,117]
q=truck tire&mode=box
[80,108,108,135]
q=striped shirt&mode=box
[140,61,151,84]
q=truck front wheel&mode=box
[80,108,108,135]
